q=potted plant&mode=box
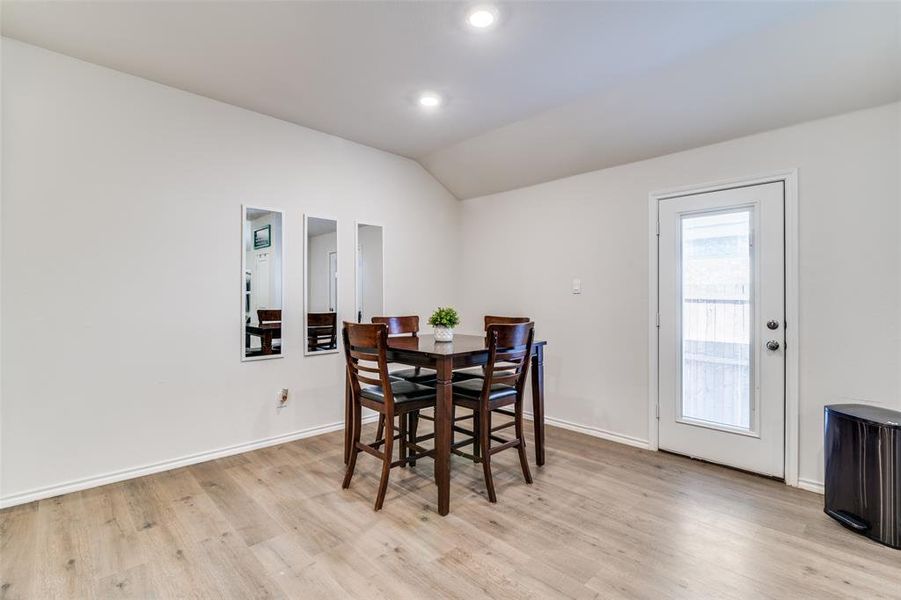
[428,306,459,342]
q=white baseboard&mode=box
[537,414,824,494]
[524,412,650,450]
[2,409,817,509]
[0,415,378,509]
[797,478,825,494]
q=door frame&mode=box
[328,250,338,312]
[647,170,800,487]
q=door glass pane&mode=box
[681,210,751,430]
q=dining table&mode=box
[344,333,547,516]
[245,322,281,355]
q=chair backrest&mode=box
[257,309,281,324]
[342,322,396,410]
[308,312,337,350]
[483,316,531,358]
[308,312,337,327]
[484,315,530,329]
[482,322,535,398]
[371,315,420,336]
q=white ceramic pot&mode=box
[434,326,454,342]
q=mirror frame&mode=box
[304,214,340,356]
[354,221,386,325]
[241,204,285,362]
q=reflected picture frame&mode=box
[253,224,271,249]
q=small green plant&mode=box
[428,306,460,329]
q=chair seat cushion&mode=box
[454,367,514,379]
[452,367,483,380]
[452,367,514,381]
[361,380,436,403]
[452,378,517,401]
[389,367,437,383]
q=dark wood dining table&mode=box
[344,333,546,516]
[245,323,281,355]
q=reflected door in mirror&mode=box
[356,224,383,324]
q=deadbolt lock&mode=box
[766,320,780,330]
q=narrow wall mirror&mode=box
[242,206,284,361]
[355,223,384,323]
[305,215,339,355]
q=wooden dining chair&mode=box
[342,322,436,510]
[370,315,440,466]
[371,316,436,383]
[257,309,282,323]
[484,315,531,327]
[308,312,337,351]
[451,322,535,503]
[255,309,282,352]
[453,315,531,381]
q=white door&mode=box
[252,252,271,318]
[657,182,785,477]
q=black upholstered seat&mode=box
[361,380,436,403]
[452,378,516,401]
[452,366,513,381]
[389,367,437,383]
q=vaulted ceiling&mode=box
[4,1,899,199]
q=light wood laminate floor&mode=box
[2,422,899,599]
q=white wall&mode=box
[0,39,460,505]
[459,102,901,489]
[3,37,898,506]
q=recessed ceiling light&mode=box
[418,92,442,108]
[467,6,498,29]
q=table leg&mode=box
[531,345,545,466]
[435,355,453,516]
[261,331,273,355]
[344,373,352,465]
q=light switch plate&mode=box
[572,278,581,294]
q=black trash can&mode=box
[824,403,900,549]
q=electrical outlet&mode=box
[278,388,289,407]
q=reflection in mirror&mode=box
[243,206,284,360]
[305,216,339,354]
[356,223,384,323]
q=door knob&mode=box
[766,340,780,351]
